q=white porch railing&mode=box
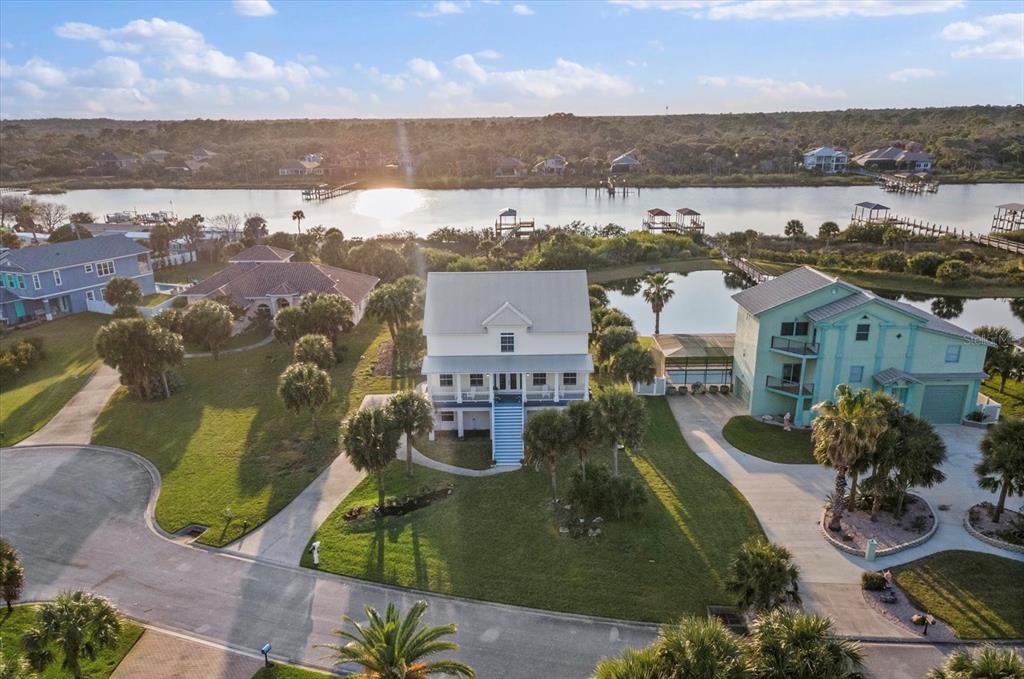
[975,393,1002,423]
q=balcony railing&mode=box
[524,389,587,402]
[765,375,814,397]
[770,336,819,356]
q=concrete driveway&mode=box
[0,445,658,679]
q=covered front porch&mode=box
[421,353,593,407]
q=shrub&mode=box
[152,308,184,334]
[951,248,976,263]
[935,258,970,284]
[567,463,613,518]
[816,251,842,268]
[874,250,907,272]
[0,338,44,381]
[861,571,886,591]
[607,475,648,519]
[112,303,141,319]
[908,251,946,277]
[171,296,188,309]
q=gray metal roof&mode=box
[0,235,148,272]
[855,201,889,210]
[423,270,591,334]
[805,291,870,321]
[873,368,921,386]
[421,353,593,374]
[731,266,838,316]
[908,371,989,382]
[996,202,1024,211]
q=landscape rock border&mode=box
[820,494,939,558]
[963,505,1024,554]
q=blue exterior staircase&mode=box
[492,395,524,465]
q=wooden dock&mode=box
[585,177,640,197]
[702,234,775,284]
[494,208,535,246]
[877,172,938,194]
[643,207,706,236]
[850,210,1024,256]
[301,181,360,201]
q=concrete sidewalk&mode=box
[111,627,262,679]
[19,364,120,447]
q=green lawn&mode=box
[304,397,763,622]
[894,551,1024,639]
[252,665,333,679]
[153,260,225,284]
[981,377,1023,420]
[184,323,271,354]
[0,313,108,445]
[93,321,416,546]
[415,431,493,470]
[721,415,816,464]
[142,293,175,307]
[0,605,143,679]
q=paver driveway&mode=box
[0,444,658,679]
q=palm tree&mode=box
[565,400,604,479]
[1,538,25,612]
[592,645,662,679]
[523,408,572,501]
[926,645,1024,679]
[292,209,305,235]
[385,390,434,477]
[22,591,122,679]
[344,407,400,509]
[975,418,1024,523]
[656,615,749,678]
[747,608,863,679]
[320,600,474,678]
[811,385,886,531]
[595,384,646,476]
[611,343,656,388]
[641,273,675,335]
[725,537,800,614]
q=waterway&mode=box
[604,270,1023,337]
[44,183,1024,238]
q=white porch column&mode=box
[456,410,464,438]
[554,373,560,402]
[584,375,590,400]
[521,373,526,399]
[429,412,437,441]
[42,298,53,321]
[456,373,463,404]
[488,374,494,403]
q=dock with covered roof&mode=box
[642,207,706,236]
[850,202,1024,255]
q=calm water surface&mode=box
[605,271,1024,336]
[49,183,1024,238]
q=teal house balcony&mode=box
[765,375,814,398]
[769,336,819,358]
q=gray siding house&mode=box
[0,236,155,325]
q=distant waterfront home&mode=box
[182,245,378,323]
[94,151,138,172]
[278,159,325,176]
[610,148,642,173]
[421,270,594,465]
[143,149,171,163]
[731,266,989,426]
[532,154,567,175]
[494,157,528,178]
[191,148,217,162]
[802,146,848,174]
[853,147,933,172]
[0,236,155,325]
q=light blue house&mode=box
[731,266,990,426]
[0,236,155,325]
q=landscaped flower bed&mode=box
[823,493,935,556]
[343,483,454,522]
[966,502,1024,553]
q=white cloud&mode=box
[697,74,846,99]
[512,4,535,15]
[941,13,1024,59]
[233,0,277,17]
[475,49,502,59]
[79,56,145,88]
[2,56,67,86]
[451,54,634,99]
[611,0,963,20]
[15,80,47,99]
[430,80,473,98]
[888,67,939,82]
[408,57,442,81]
[417,1,468,17]
[336,86,359,103]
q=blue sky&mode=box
[0,0,1021,119]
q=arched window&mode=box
[256,303,271,314]
[276,298,290,310]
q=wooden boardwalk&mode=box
[850,212,1024,256]
[702,234,775,284]
[301,181,360,200]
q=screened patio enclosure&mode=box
[651,333,735,386]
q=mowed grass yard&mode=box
[981,377,1023,420]
[721,415,816,464]
[0,313,107,445]
[153,260,225,284]
[93,320,416,546]
[415,431,493,470]
[0,605,144,679]
[304,397,764,622]
[894,551,1024,639]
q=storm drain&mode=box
[177,524,209,541]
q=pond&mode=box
[604,270,1024,337]
[39,182,1024,239]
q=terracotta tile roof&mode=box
[185,262,379,307]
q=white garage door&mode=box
[920,385,967,424]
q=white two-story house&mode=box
[421,270,594,465]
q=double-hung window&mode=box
[84,263,94,273]
[469,374,484,387]
[532,373,547,387]
[31,274,41,290]
[855,323,870,341]
[849,365,864,383]
[96,260,115,277]
[439,374,453,388]
[53,270,62,286]
[85,290,96,301]
[500,332,515,353]
[781,322,795,336]
[562,373,578,386]
[945,345,961,363]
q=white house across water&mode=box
[421,270,594,465]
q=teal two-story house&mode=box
[0,236,155,325]
[731,266,990,426]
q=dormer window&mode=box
[500,332,515,353]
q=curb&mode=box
[820,494,939,559]
[963,508,1024,555]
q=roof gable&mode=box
[481,302,533,328]
[229,244,294,262]
[731,266,842,316]
[0,235,148,272]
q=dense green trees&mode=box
[102,276,142,308]
[182,299,233,359]
[95,317,184,399]
[926,645,1024,679]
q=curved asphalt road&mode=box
[0,445,658,678]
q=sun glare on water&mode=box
[351,188,428,233]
